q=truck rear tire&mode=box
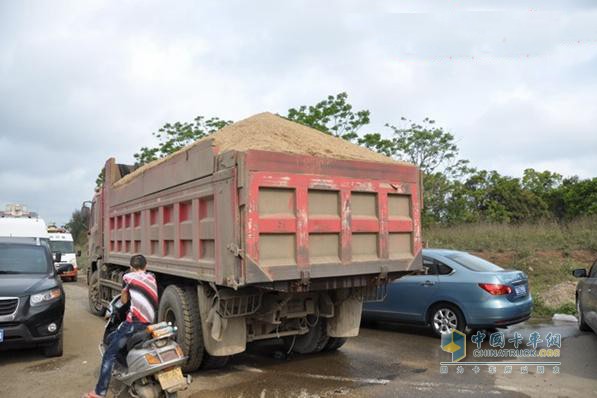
[158,285,229,372]
[323,337,347,352]
[88,270,106,317]
[285,317,329,354]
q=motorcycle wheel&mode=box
[132,381,162,398]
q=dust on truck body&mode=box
[86,113,422,371]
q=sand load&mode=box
[115,112,404,187]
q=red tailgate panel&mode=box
[243,152,422,284]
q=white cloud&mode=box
[0,1,596,223]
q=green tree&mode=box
[361,117,469,176]
[134,116,232,165]
[551,177,597,220]
[95,168,105,189]
[65,209,90,246]
[286,92,370,141]
[522,168,563,196]
[463,170,549,223]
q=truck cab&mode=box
[48,227,78,282]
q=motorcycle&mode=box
[100,295,191,398]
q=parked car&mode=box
[0,240,65,356]
[363,249,532,336]
[573,258,597,334]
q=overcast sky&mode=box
[1,1,596,224]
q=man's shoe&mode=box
[82,391,104,398]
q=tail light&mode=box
[479,283,512,295]
[145,353,161,365]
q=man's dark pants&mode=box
[95,321,147,396]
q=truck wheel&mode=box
[159,285,203,372]
[323,337,347,352]
[285,317,329,354]
[43,328,63,357]
[200,352,230,370]
[88,270,106,316]
[158,285,230,371]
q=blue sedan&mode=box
[363,249,533,336]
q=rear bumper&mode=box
[59,269,78,279]
[56,263,77,278]
[249,253,423,292]
[466,295,533,328]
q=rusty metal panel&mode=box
[213,170,241,286]
[308,190,339,216]
[110,140,215,206]
[309,233,340,263]
[103,167,221,281]
[388,194,411,218]
[242,149,423,285]
[259,234,296,266]
[100,148,421,289]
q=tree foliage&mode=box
[360,117,470,177]
[286,92,370,141]
[65,209,89,246]
[134,116,232,165]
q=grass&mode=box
[424,217,597,318]
[425,217,597,253]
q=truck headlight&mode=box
[30,288,62,306]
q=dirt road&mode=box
[1,282,595,398]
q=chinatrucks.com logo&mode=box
[441,329,467,362]
[439,329,563,376]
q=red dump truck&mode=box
[85,113,422,371]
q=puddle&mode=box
[506,318,580,340]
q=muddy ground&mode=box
[0,282,595,398]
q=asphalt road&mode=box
[0,282,595,398]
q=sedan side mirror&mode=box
[572,268,587,278]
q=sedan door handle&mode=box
[421,280,435,287]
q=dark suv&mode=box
[0,241,65,357]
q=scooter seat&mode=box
[126,330,150,351]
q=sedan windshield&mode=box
[49,240,75,254]
[0,244,50,274]
[447,253,503,272]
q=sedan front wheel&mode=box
[430,304,465,337]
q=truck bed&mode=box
[102,143,422,291]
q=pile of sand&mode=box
[115,112,406,187]
[538,281,577,309]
